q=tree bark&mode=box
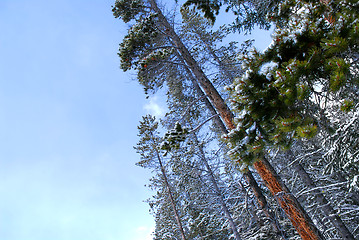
[149,1,323,239]
[253,157,324,240]
[151,3,235,131]
[194,30,287,238]
[181,62,285,237]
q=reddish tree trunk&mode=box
[149,1,323,239]
[253,158,323,240]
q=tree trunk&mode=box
[154,142,187,240]
[193,135,242,240]
[253,157,323,240]
[194,31,287,238]
[180,61,228,134]
[181,61,284,237]
[149,1,323,239]
[243,168,285,237]
[152,4,235,131]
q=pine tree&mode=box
[267,138,359,239]
[178,10,292,237]
[322,106,359,192]
[185,1,358,238]
[135,115,187,240]
[183,0,279,32]
[226,0,359,164]
[224,0,358,239]
[113,0,323,239]
[163,94,244,239]
[180,6,246,87]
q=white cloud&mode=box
[143,96,165,118]
[131,226,154,240]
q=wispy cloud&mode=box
[143,96,165,118]
[132,226,154,240]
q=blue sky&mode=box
[0,0,157,239]
[0,1,272,240]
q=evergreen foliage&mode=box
[114,0,359,238]
[112,0,144,23]
[225,0,359,169]
[113,1,175,95]
[183,0,279,32]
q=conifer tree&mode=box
[112,0,273,231]
[180,6,246,87]
[183,0,279,32]
[135,115,187,240]
[113,0,323,239]
[178,10,290,236]
[225,0,358,166]
[223,0,358,239]
[147,119,242,238]
[163,93,244,239]
[184,1,358,238]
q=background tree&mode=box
[135,115,187,240]
[183,0,280,33]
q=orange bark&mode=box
[149,1,324,239]
[254,159,322,240]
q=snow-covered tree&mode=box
[135,115,187,240]
[113,0,329,239]
[223,0,358,238]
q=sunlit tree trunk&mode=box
[148,1,323,239]
[180,57,285,237]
